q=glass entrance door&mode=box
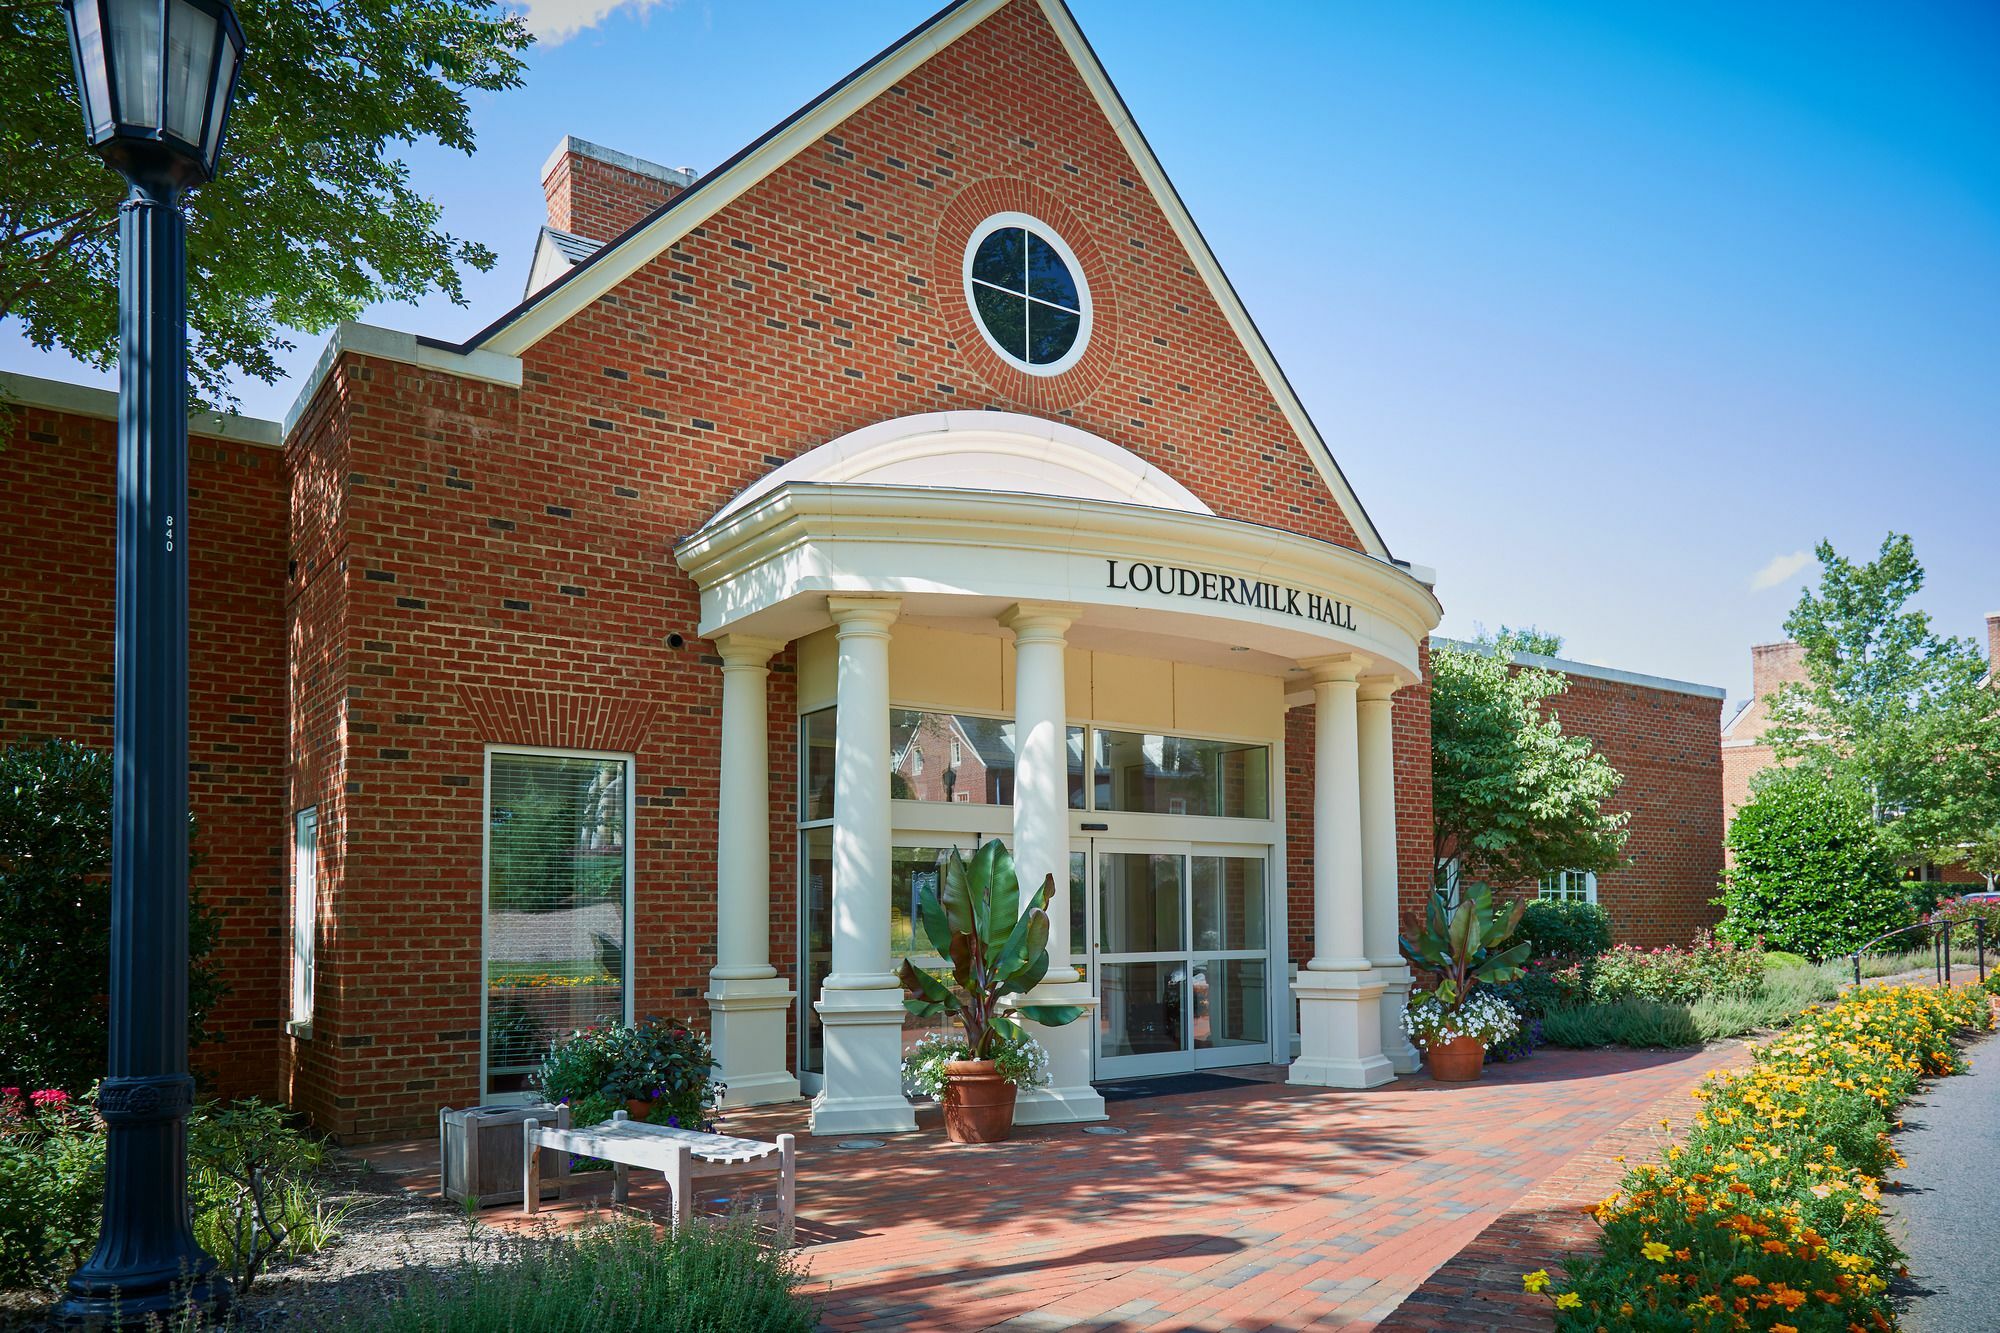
[1086,839,1272,1078]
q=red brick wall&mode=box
[0,401,288,1100]
[542,147,687,242]
[280,0,1400,1139]
[1543,672,1724,947]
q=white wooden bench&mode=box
[522,1110,796,1236]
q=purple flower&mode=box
[666,1115,680,1128]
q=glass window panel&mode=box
[1025,233,1079,309]
[1093,730,1271,819]
[971,226,1026,290]
[1098,851,1184,954]
[291,809,317,1026]
[1026,302,1081,365]
[800,828,831,1076]
[485,752,630,1096]
[107,0,162,126]
[71,0,114,136]
[1097,961,1185,1059]
[972,284,1029,361]
[1194,958,1267,1050]
[801,708,836,822]
[1065,725,1086,809]
[892,845,960,958]
[1192,856,1266,952]
[163,0,213,144]
[1068,849,1087,967]
[891,711,1014,805]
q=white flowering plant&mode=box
[1401,989,1520,1050]
[901,1030,1051,1100]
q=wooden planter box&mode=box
[439,1103,573,1208]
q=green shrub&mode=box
[1688,966,1837,1040]
[1589,931,1764,1005]
[1762,950,1811,970]
[1717,767,1912,960]
[1509,899,1614,961]
[1540,999,1703,1049]
[0,742,229,1096]
[0,1092,337,1295]
[535,1018,714,1131]
[332,1213,818,1332]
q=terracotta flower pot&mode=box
[1425,1035,1486,1082]
[625,1098,657,1122]
[942,1059,1017,1144]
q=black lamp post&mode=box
[55,0,244,1323]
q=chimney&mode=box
[1986,612,2000,676]
[540,136,697,243]
[1750,640,1807,701]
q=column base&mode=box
[1289,966,1394,1089]
[1011,980,1105,1125]
[810,987,916,1136]
[1372,960,1422,1076]
[708,974,800,1108]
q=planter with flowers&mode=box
[533,1017,716,1133]
[899,839,1083,1144]
[1398,880,1529,1082]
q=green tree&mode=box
[1472,624,1566,658]
[1429,641,1629,892]
[0,740,226,1094]
[0,0,530,406]
[1763,534,2000,868]
[1717,766,1912,960]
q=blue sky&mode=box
[7,0,1996,702]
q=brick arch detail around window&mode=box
[930,176,1119,412]
[455,684,659,755]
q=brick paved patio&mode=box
[358,1044,1746,1332]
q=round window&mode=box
[962,212,1091,376]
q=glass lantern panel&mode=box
[106,0,162,128]
[69,1,115,137]
[164,0,216,145]
[202,28,238,166]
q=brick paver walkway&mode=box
[360,1045,1744,1331]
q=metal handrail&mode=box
[1846,918,1987,988]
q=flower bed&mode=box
[1532,983,1992,1331]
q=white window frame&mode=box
[289,807,318,1036]
[962,211,1093,377]
[480,744,637,1104]
[1538,869,1599,905]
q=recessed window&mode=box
[963,212,1090,375]
[1538,869,1598,904]
[291,808,318,1033]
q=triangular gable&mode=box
[446,0,1394,560]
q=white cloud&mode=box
[517,0,674,45]
[1750,550,1813,592]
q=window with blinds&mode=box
[484,749,632,1096]
[291,808,317,1031]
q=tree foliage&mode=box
[1717,766,1912,961]
[1472,624,1566,658]
[0,0,530,406]
[1429,641,1630,890]
[1763,533,2000,870]
[0,740,226,1094]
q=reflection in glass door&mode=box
[1087,842,1270,1078]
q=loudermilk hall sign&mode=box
[1105,558,1357,631]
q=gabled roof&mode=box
[522,226,605,301]
[423,0,1397,561]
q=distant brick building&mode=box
[1434,640,1726,947]
[1720,618,2000,884]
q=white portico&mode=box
[674,412,1440,1133]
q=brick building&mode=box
[1,0,1720,1141]
[1433,640,1727,946]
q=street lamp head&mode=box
[61,0,245,192]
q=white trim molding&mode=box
[1432,637,1727,701]
[282,322,523,441]
[0,369,282,448]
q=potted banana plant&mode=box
[1398,880,1529,1081]
[899,839,1083,1143]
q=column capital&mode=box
[713,633,786,669]
[1302,653,1367,686]
[827,595,902,634]
[999,601,1084,642]
[1357,675,1400,704]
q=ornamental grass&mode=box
[1533,982,1993,1332]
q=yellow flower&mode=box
[1521,1269,1551,1294]
[1554,1292,1582,1310]
[1641,1241,1672,1262]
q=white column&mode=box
[1000,603,1105,1126]
[1359,678,1419,1074]
[705,635,799,1107]
[1290,656,1393,1088]
[810,597,917,1135]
